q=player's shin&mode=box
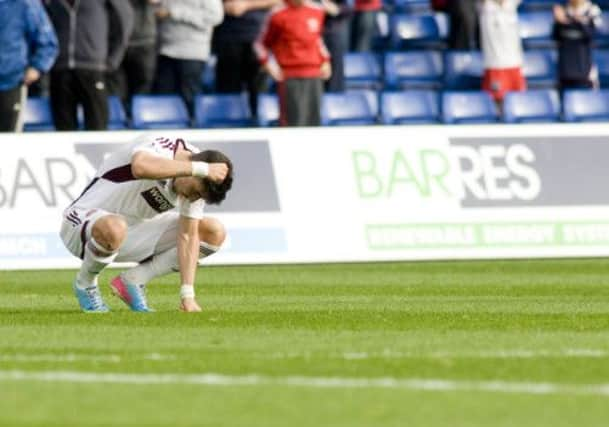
[76,237,119,288]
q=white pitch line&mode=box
[1,370,609,397]
[0,353,176,363]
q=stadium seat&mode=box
[442,91,499,124]
[519,0,555,11]
[387,0,431,14]
[380,90,440,124]
[193,94,252,128]
[594,50,609,88]
[443,50,483,90]
[522,50,557,89]
[23,97,54,131]
[344,52,383,90]
[131,95,190,129]
[389,13,448,50]
[563,89,609,122]
[77,96,127,130]
[518,11,555,49]
[321,91,378,126]
[384,51,443,90]
[201,54,216,93]
[503,89,560,123]
[257,94,279,127]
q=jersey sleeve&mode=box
[179,197,206,220]
[131,135,180,160]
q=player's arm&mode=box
[131,151,228,182]
[177,215,202,312]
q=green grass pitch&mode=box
[2,259,609,427]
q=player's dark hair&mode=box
[191,150,234,205]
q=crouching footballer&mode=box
[59,134,233,312]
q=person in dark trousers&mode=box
[350,0,380,52]
[107,0,158,115]
[553,0,602,89]
[0,0,58,132]
[46,0,134,131]
[212,0,280,117]
[321,0,351,92]
[153,0,224,116]
[448,0,479,50]
[254,0,331,127]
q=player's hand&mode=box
[23,67,40,86]
[155,6,170,19]
[207,163,229,183]
[320,61,332,80]
[180,298,202,312]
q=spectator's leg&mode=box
[177,59,205,116]
[215,42,244,93]
[283,78,305,127]
[351,11,377,52]
[305,78,323,127]
[76,69,109,131]
[0,85,24,132]
[127,44,157,97]
[448,0,478,50]
[153,55,179,94]
[324,29,347,92]
[243,43,265,118]
[50,70,79,131]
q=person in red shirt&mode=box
[254,0,331,126]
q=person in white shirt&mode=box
[479,0,527,105]
[59,134,233,313]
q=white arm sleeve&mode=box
[179,197,205,220]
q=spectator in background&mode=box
[321,0,352,92]
[447,0,479,50]
[350,0,381,52]
[153,0,224,115]
[0,0,58,132]
[553,0,602,89]
[254,0,331,126]
[212,0,280,118]
[479,0,526,109]
[107,0,159,114]
[46,0,133,131]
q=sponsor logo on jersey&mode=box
[141,187,174,213]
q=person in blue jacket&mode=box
[0,0,58,132]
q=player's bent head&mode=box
[192,150,234,205]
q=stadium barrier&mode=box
[2,125,609,270]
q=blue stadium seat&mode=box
[442,91,499,124]
[389,13,448,50]
[344,52,383,90]
[563,89,609,122]
[503,89,560,123]
[519,11,555,49]
[257,94,279,127]
[384,51,443,90]
[77,96,127,129]
[24,97,54,131]
[523,50,557,89]
[519,0,555,11]
[594,50,609,88]
[194,94,251,128]
[381,90,440,124]
[201,54,216,93]
[443,50,483,90]
[131,95,190,129]
[387,0,431,14]
[322,91,378,126]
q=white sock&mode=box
[76,237,118,289]
[122,241,220,285]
